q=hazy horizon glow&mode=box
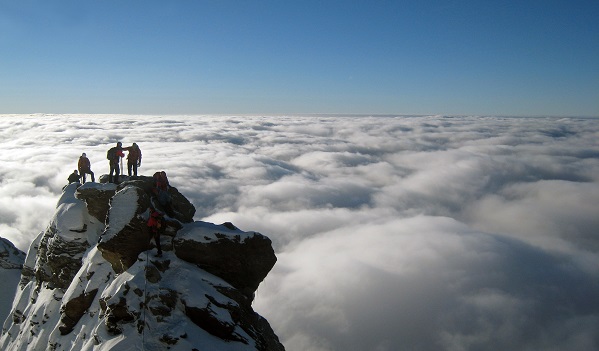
[1,114,598,350]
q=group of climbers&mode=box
[67,142,142,185]
[67,152,95,185]
[106,142,143,183]
[66,142,176,257]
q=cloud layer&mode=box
[1,114,598,350]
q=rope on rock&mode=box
[141,248,149,351]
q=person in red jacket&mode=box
[147,208,164,257]
[124,143,142,177]
[78,153,95,183]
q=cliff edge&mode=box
[0,176,284,351]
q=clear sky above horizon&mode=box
[1,0,598,116]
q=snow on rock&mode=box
[174,221,277,299]
[75,182,118,222]
[19,231,43,287]
[0,237,25,270]
[54,183,88,235]
[103,185,139,241]
[0,175,284,351]
[97,185,151,273]
[0,237,25,327]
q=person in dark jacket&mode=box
[78,153,95,183]
[152,171,174,217]
[147,209,165,257]
[124,143,142,177]
[107,142,125,183]
[67,170,80,184]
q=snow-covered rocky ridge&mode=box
[0,176,284,351]
[0,238,25,270]
[0,237,26,324]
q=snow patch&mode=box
[22,232,43,274]
[177,221,257,244]
[102,186,139,242]
[52,184,89,240]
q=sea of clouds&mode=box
[1,114,598,350]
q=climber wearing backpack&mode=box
[152,171,174,217]
[107,142,125,183]
[147,208,165,257]
[123,143,142,177]
[78,153,95,183]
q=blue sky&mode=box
[1,0,598,116]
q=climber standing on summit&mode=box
[124,142,142,177]
[107,142,125,183]
[78,153,95,183]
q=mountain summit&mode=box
[0,176,285,351]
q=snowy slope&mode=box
[0,237,25,325]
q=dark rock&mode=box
[80,176,195,224]
[118,176,196,223]
[145,265,161,283]
[0,237,26,269]
[215,286,286,351]
[173,226,277,299]
[99,296,137,335]
[151,259,171,272]
[59,289,98,335]
[184,302,247,343]
[75,185,117,222]
[12,309,24,324]
[168,187,196,223]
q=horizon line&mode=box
[1,113,598,119]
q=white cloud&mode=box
[254,216,599,351]
[1,114,598,350]
[464,180,599,253]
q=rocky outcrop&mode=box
[29,184,93,290]
[75,183,117,222]
[87,176,195,273]
[117,176,197,223]
[35,225,91,289]
[174,223,277,299]
[0,237,26,326]
[0,237,25,270]
[97,185,152,273]
[59,288,98,335]
[0,174,285,351]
